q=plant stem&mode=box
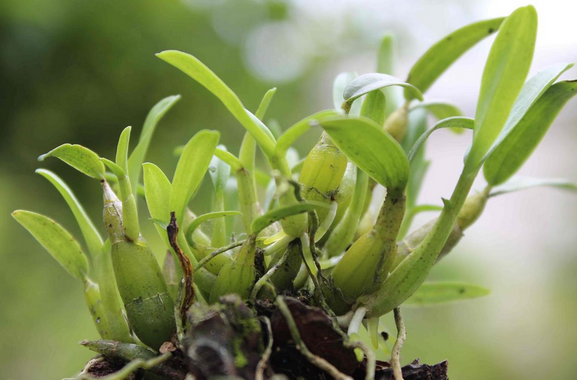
[255,316,274,380]
[196,241,244,270]
[363,168,477,317]
[250,247,290,299]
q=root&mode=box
[255,316,274,380]
[276,296,353,380]
[391,307,407,380]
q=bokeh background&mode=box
[1,0,577,379]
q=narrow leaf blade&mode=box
[156,50,275,157]
[360,90,387,126]
[169,130,220,223]
[409,117,474,162]
[482,63,574,162]
[344,73,423,106]
[274,110,337,158]
[128,95,181,191]
[489,176,577,197]
[12,210,88,280]
[251,202,329,235]
[36,169,103,256]
[406,17,505,97]
[468,6,538,166]
[484,80,577,185]
[115,126,131,174]
[319,116,410,195]
[38,144,104,179]
[404,282,490,306]
[409,100,464,121]
[143,163,172,223]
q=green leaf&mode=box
[209,145,232,247]
[402,108,429,210]
[255,88,276,120]
[410,204,443,216]
[185,211,242,246]
[215,148,243,171]
[404,282,490,306]
[333,72,361,115]
[209,146,231,194]
[128,95,181,192]
[406,17,504,98]
[251,202,329,235]
[115,126,131,174]
[170,130,220,223]
[482,63,574,162]
[360,90,387,125]
[101,158,125,179]
[143,163,172,224]
[377,35,395,75]
[36,169,103,256]
[319,116,410,195]
[38,144,105,179]
[343,73,423,109]
[156,50,276,157]
[467,6,538,167]
[377,35,403,114]
[274,110,337,158]
[489,176,577,197]
[409,100,463,120]
[142,163,172,247]
[12,210,88,280]
[484,80,577,185]
[408,117,474,162]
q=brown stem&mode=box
[168,212,195,326]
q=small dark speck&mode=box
[488,28,495,34]
[459,288,465,294]
[96,317,101,324]
[109,224,113,228]
[446,36,453,42]
[381,332,389,341]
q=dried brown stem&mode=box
[168,212,195,326]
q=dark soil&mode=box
[81,296,448,380]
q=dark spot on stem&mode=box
[488,28,495,34]
[381,331,389,341]
[459,288,465,294]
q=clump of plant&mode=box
[13,5,577,380]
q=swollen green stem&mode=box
[102,181,175,349]
[116,176,140,241]
[383,102,409,142]
[362,168,477,317]
[92,239,133,343]
[268,240,303,292]
[82,278,111,340]
[299,133,348,224]
[209,234,257,303]
[331,191,406,304]
[391,187,489,269]
[324,169,369,256]
[272,160,308,237]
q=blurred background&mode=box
[1,0,576,379]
